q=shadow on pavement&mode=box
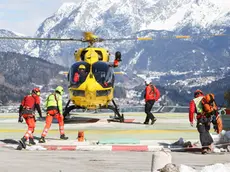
[0,139,19,144]
[64,116,100,124]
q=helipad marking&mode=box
[0,116,17,118]
[0,129,197,133]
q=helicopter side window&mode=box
[92,62,114,88]
[95,50,103,61]
[69,62,90,87]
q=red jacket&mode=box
[144,85,160,102]
[113,59,119,67]
[19,94,42,117]
[189,95,204,123]
[21,94,40,109]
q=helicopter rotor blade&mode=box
[0,36,83,42]
[101,37,153,41]
[1,33,230,42]
[114,71,125,75]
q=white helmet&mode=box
[145,79,152,85]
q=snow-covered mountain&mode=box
[21,0,230,66]
[0,29,26,53]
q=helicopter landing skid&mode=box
[99,105,124,123]
[63,100,84,120]
[63,99,124,122]
[99,100,124,123]
[107,114,124,123]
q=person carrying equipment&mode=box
[39,86,68,143]
[202,93,223,134]
[18,87,42,149]
[189,89,214,154]
[143,79,160,125]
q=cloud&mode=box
[0,0,80,36]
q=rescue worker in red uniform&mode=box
[39,86,68,143]
[73,65,87,83]
[18,88,42,149]
[189,89,214,154]
[143,79,160,125]
[109,51,121,67]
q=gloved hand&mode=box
[18,116,23,123]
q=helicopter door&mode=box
[69,62,90,87]
[92,61,115,88]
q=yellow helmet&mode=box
[55,86,64,95]
[79,64,86,70]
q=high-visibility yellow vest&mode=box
[45,93,63,114]
[193,96,203,114]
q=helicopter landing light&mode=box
[96,89,111,97]
[72,90,85,96]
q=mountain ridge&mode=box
[0,1,230,105]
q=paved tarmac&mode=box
[0,148,229,172]
[0,112,229,172]
[0,112,199,141]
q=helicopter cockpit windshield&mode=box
[92,62,114,88]
[68,62,90,87]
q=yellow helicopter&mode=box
[0,32,152,122]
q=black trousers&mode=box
[144,100,155,123]
[197,117,213,149]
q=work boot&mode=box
[151,118,157,125]
[60,134,68,140]
[39,136,46,143]
[201,149,208,154]
[29,138,36,145]
[19,137,27,149]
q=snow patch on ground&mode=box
[179,163,230,172]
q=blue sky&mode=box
[0,0,78,36]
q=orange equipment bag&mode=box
[202,93,218,116]
[202,93,223,134]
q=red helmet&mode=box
[32,87,40,96]
[194,89,203,98]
